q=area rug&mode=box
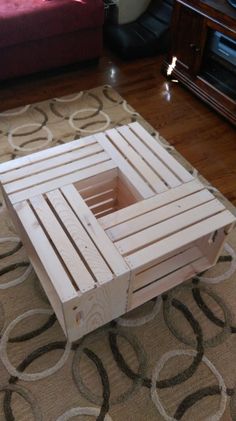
[0,85,236,421]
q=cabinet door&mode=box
[170,2,206,76]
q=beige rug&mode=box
[0,85,236,421]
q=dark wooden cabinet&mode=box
[170,4,205,75]
[165,0,236,125]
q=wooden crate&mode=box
[0,122,235,341]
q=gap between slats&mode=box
[116,125,182,188]
[104,131,161,194]
[115,200,225,257]
[61,184,130,278]
[29,194,99,293]
[9,160,117,204]
[47,188,114,284]
[26,199,82,294]
[106,189,214,242]
[125,210,235,271]
[5,151,110,194]
[58,187,117,279]
[93,132,153,200]
[130,256,209,310]
[133,246,205,292]
[1,142,103,184]
[0,135,97,175]
[128,122,193,183]
[98,179,205,230]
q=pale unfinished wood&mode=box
[1,143,103,184]
[99,179,205,230]
[116,177,137,210]
[94,131,154,199]
[94,207,117,218]
[80,177,117,198]
[125,210,235,270]
[117,125,182,188]
[82,183,116,200]
[115,200,225,256]
[0,123,235,341]
[5,151,110,194]
[0,135,96,174]
[133,246,203,291]
[14,200,78,301]
[105,128,168,193]
[63,274,129,342]
[106,129,168,193]
[130,256,210,310]
[9,160,117,204]
[86,191,116,208]
[106,189,215,242]
[30,194,95,293]
[46,189,114,285]
[61,184,130,279]
[129,122,194,183]
[75,168,118,194]
[3,191,68,334]
[89,197,117,215]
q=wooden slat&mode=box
[118,125,182,188]
[4,191,67,334]
[61,184,130,279]
[99,179,205,230]
[30,195,95,293]
[1,143,103,184]
[46,189,113,285]
[85,189,116,208]
[13,200,78,302]
[133,246,203,291]
[75,168,117,193]
[80,178,117,200]
[107,189,214,242]
[9,160,117,204]
[130,257,210,310]
[0,135,96,174]
[94,132,154,199]
[115,200,225,256]
[105,128,168,193]
[5,151,110,194]
[90,198,117,215]
[94,207,116,218]
[129,122,194,183]
[125,210,236,270]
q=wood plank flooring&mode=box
[0,50,235,205]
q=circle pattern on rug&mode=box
[0,309,71,381]
[69,108,110,133]
[151,349,227,421]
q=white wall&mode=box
[118,0,151,24]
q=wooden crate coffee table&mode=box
[0,122,235,341]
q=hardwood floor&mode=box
[0,50,235,205]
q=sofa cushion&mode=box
[0,0,104,49]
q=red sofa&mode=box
[0,0,104,80]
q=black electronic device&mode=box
[201,30,236,100]
[210,31,236,66]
